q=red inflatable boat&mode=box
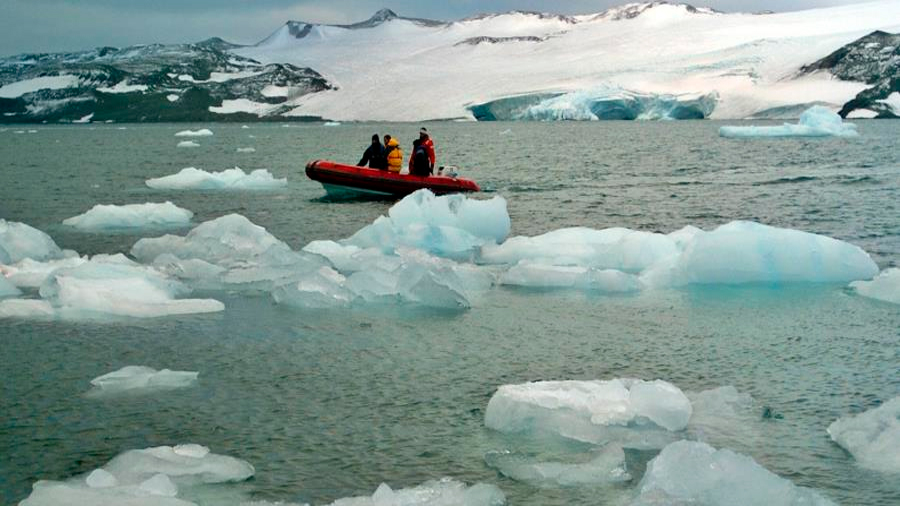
[305,160,480,198]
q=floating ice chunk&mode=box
[20,444,253,506]
[501,261,641,292]
[346,190,510,259]
[484,445,630,488]
[323,121,341,126]
[146,167,286,190]
[0,299,55,318]
[485,379,692,449]
[177,140,200,148]
[669,221,878,285]
[88,365,199,396]
[174,129,213,137]
[236,147,256,153]
[720,106,858,138]
[827,396,900,473]
[481,227,677,272]
[633,440,836,505]
[0,274,21,297]
[0,219,64,263]
[167,94,180,102]
[850,268,900,304]
[686,386,757,447]
[132,214,321,291]
[62,202,193,231]
[1,254,134,288]
[326,478,505,506]
[272,266,353,309]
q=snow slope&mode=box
[234,2,900,121]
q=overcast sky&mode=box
[0,0,879,56]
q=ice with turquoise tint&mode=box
[827,396,900,473]
[633,441,836,505]
[719,106,858,138]
[62,202,193,231]
[145,167,287,191]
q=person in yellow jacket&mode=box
[385,137,403,173]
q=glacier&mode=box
[87,366,199,397]
[484,379,693,449]
[719,106,859,138]
[19,444,254,506]
[470,87,717,121]
[146,167,287,191]
[827,396,900,473]
[62,202,193,231]
[633,440,836,505]
[849,268,900,305]
[325,478,505,506]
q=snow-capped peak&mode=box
[594,2,718,21]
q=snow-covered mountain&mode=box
[1,1,899,123]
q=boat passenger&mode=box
[385,138,403,173]
[357,134,386,169]
[419,127,435,169]
[409,138,431,176]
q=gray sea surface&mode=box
[1,121,899,505]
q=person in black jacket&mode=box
[357,134,386,169]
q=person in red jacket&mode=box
[418,127,435,169]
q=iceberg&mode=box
[174,129,213,137]
[326,478,505,506]
[0,219,65,264]
[177,140,200,148]
[345,190,510,259]
[62,202,193,232]
[484,445,630,488]
[719,106,859,138]
[633,440,836,505]
[484,379,692,449]
[20,444,254,506]
[0,257,223,320]
[145,167,287,190]
[87,365,199,396]
[827,396,900,473]
[849,268,900,304]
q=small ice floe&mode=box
[849,268,900,305]
[719,106,858,138]
[87,365,198,397]
[166,94,180,102]
[27,129,38,133]
[174,128,213,137]
[484,445,630,488]
[0,257,223,320]
[18,444,254,506]
[176,140,200,148]
[485,378,692,449]
[828,396,900,473]
[236,147,256,153]
[323,478,504,506]
[241,125,250,129]
[146,167,285,190]
[0,218,66,264]
[323,121,341,126]
[633,440,836,505]
[345,189,510,260]
[62,202,193,232]
[72,113,94,124]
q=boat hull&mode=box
[305,160,480,198]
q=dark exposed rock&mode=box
[455,36,546,46]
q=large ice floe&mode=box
[0,254,223,319]
[87,365,199,397]
[827,396,900,473]
[719,106,859,138]
[62,202,193,232]
[849,268,900,305]
[632,440,836,505]
[146,167,287,191]
[483,220,878,289]
[19,444,254,506]
[324,478,505,506]
[484,379,693,449]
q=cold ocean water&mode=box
[1,120,899,505]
